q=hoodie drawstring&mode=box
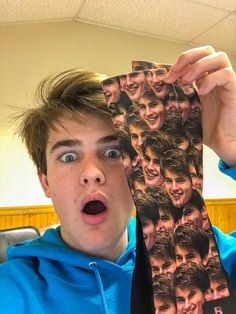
[89,262,109,314]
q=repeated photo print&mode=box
[102,61,236,314]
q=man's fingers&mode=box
[164,46,216,83]
[182,52,232,83]
[196,68,236,95]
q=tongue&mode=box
[83,201,106,215]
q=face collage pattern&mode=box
[102,61,236,314]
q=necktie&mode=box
[102,61,236,314]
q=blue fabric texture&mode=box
[212,226,236,294]
[0,218,136,314]
[218,159,236,180]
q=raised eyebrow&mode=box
[96,135,118,145]
[50,139,82,154]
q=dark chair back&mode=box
[0,226,40,263]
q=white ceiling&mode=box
[0,0,236,55]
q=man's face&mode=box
[175,136,189,151]
[205,278,229,301]
[178,98,190,121]
[119,75,127,90]
[138,97,165,130]
[175,286,205,314]
[154,296,177,314]
[111,107,127,127]
[190,100,201,113]
[142,220,156,250]
[150,255,176,277]
[142,147,164,187]
[122,152,133,179]
[182,204,203,228]
[133,179,146,193]
[129,124,146,156]
[175,245,202,266]
[182,83,195,97]
[197,165,203,193]
[191,137,203,152]
[189,163,198,190]
[125,72,147,102]
[148,68,171,99]
[159,208,175,233]
[102,78,120,105]
[39,115,134,261]
[208,238,218,258]
[166,93,190,120]
[164,169,192,208]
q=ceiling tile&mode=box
[191,0,236,11]
[77,0,227,41]
[0,0,83,23]
[192,13,236,54]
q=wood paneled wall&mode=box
[206,198,236,234]
[0,205,59,230]
[0,199,236,234]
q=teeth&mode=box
[147,117,158,122]
[127,88,137,93]
[146,172,157,178]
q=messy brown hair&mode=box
[17,70,112,174]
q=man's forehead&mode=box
[47,116,116,143]
[165,170,188,178]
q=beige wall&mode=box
[0,21,235,206]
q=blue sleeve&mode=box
[212,226,236,293]
[218,160,236,180]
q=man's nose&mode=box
[184,298,191,310]
[145,106,151,115]
[80,160,105,186]
[152,74,161,83]
[147,160,154,170]
[137,135,143,146]
[126,76,134,86]
[213,289,221,300]
[171,181,179,190]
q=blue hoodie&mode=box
[0,218,136,314]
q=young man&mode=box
[205,256,230,301]
[174,262,210,314]
[157,193,182,233]
[102,76,120,106]
[160,148,193,208]
[165,85,190,121]
[181,189,208,228]
[149,232,176,277]
[147,66,172,99]
[1,46,236,313]
[126,112,149,168]
[124,71,148,103]
[173,224,209,266]
[141,130,176,188]
[1,70,135,313]
[137,90,166,130]
[153,273,177,314]
[134,191,159,251]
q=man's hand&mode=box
[164,46,236,167]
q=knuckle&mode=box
[204,45,215,53]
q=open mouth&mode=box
[83,200,107,215]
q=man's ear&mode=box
[38,173,51,198]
